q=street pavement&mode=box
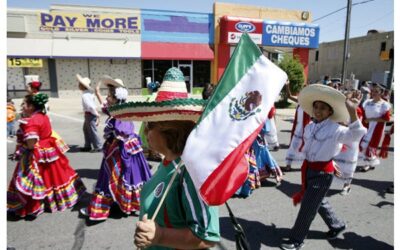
[7,97,394,249]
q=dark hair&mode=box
[202,83,215,100]
[25,93,48,112]
[312,100,334,114]
[145,120,196,155]
[108,86,126,104]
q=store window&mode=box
[142,60,211,90]
[193,61,211,87]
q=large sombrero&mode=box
[100,75,125,88]
[109,67,206,122]
[298,84,349,123]
[76,74,92,91]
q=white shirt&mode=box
[303,119,366,162]
[81,90,98,116]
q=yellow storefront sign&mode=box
[39,12,141,34]
[8,58,43,68]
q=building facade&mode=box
[7,3,319,97]
[308,31,394,85]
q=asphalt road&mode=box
[7,98,394,250]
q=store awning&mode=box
[7,38,141,58]
[141,42,214,60]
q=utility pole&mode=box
[341,0,352,84]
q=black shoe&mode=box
[80,147,91,152]
[280,239,304,250]
[327,224,346,240]
[90,148,102,153]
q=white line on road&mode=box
[48,112,84,123]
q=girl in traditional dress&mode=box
[7,93,86,218]
[79,77,152,220]
[333,107,364,195]
[358,83,391,172]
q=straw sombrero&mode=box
[100,75,125,88]
[298,84,349,123]
[109,67,206,122]
[76,74,92,91]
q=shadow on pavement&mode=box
[371,201,394,208]
[76,169,99,180]
[280,129,292,134]
[275,179,301,199]
[328,232,393,249]
[219,217,328,249]
[351,178,393,198]
[67,145,83,153]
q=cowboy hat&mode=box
[100,75,125,88]
[76,74,92,91]
[298,84,349,123]
[24,75,40,86]
[109,67,206,122]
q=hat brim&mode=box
[76,74,92,91]
[298,84,349,123]
[100,75,125,88]
[109,98,206,122]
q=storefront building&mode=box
[213,2,319,84]
[140,9,214,94]
[7,5,142,98]
[7,2,318,97]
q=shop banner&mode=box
[39,12,140,34]
[8,58,43,68]
[220,16,263,45]
[262,21,319,48]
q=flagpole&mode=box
[150,160,183,221]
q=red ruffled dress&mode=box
[7,112,86,217]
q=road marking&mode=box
[7,139,14,143]
[48,112,84,123]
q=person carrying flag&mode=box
[281,85,366,250]
[109,67,220,249]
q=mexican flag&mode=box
[181,33,288,205]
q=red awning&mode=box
[141,42,214,60]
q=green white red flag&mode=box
[182,33,288,205]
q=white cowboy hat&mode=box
[100,75,125,88]
[298,84,349,123]
[24,75,39,86]
[109,67,205,122]
[76,74,92,91]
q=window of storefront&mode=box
[142,60,211,91]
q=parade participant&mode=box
[283,81,311,172]
[80,76,152,220]
[358,83,391,172]
[7,97,16,138]
[333,107,364,195]
[281,85,366,250]
[108,67,220,249]
[7,93,86,218]
[264,106,280,151]
[24,75,50,114]
[77,74,102,152]
[254,126,282,185]
[139,77,162,162]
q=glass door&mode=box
[178,62,193,93]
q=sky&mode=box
[7,0,394,43]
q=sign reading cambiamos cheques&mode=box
[263,21,319,48]
[39,12,140,33]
